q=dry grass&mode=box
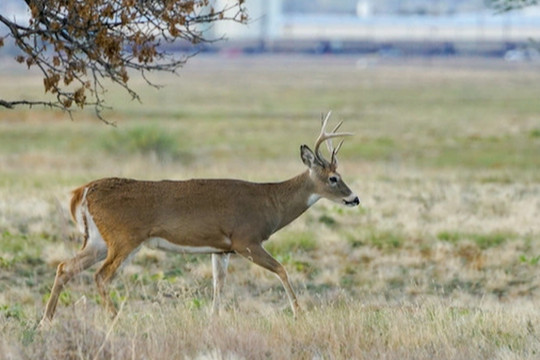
[0,56,539,359]
[3,298,540,360]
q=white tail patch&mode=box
[74,187,89,234]
[83,206,108,254]
[74,187,108,255]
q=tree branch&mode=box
[0,0,248,123]
[0,99,71,113]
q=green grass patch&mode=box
[530,128,540,138]
[318,214,337,227]
[437,231,512,249]
[433,136,540,170]
[265,231,318,256]
[102,125,192,162]
[518,254,540,266]
[0,304,25,321]
[0,231,52,268]
[370,231,404,250]
[348,229,406,251]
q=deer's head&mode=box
[301,112,360,207]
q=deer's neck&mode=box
[269,170,318,232]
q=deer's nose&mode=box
[344,195,360,207]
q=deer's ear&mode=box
[300,145,317,168]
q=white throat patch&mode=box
[307,194,321,206]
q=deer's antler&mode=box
[314,111,353,167]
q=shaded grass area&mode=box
[0,116,538,171]
[1,58,540,175]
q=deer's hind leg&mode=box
[93,235,142,317]
[40,217,108,325]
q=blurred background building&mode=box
[208,0,540,58]
[2,0,540,58]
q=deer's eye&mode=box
[329,175,339,185]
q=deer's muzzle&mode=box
[343,195,360,207]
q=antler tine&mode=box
[334,138,345,155]
[331,120,343,134]
[314,117,331,163]
[318,112,332,149]
[321,111,332,129]
[325,138,334,153]
[330,139,345,165]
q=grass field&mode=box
[0,55,539,359]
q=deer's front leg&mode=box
[211,253,230,315]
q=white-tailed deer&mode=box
[40,112,359,324]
